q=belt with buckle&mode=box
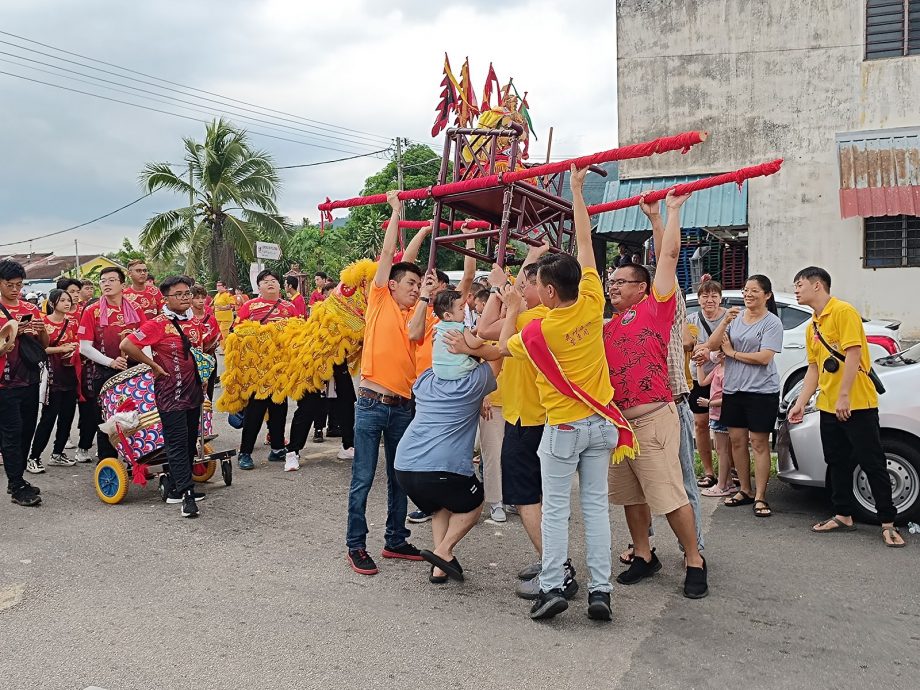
[358,387,409,406]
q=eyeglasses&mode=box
[167,291,192,299]
[609,279,644,287]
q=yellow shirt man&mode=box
[499,304,549,427]
[507,267,613,425]
[806,296,877,414]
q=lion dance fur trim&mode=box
[216,259,378,413]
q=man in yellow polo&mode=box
[789,266,905,547]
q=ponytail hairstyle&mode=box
[47,288,72,314]
[747,274,778,316]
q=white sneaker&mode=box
[48,452,77,467]
[490,503,507,523]
[74,448,93,463]
[26,458,46,474]
[283,451,300,472]
[64,440,77,449]
[337,446,355,461]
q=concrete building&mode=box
[612,0,920,336]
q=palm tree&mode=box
[139,118,288,284]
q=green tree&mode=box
[138,118,289,286]
[277,218,350,277]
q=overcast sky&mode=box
[0,0,616,259]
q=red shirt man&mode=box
[236,296,299,323]
[123,260,163,320]
[285,276,307,318]
[0,299,44,390]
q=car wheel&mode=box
[783,368,806,397]
[851,436,920,524]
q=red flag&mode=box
[456,57,479,127]
[431,53,460,137]
[481,62,500,111]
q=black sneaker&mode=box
[381,542,424,561]
[562,559,580,600]
[326,426,342,438]
[313,430,324,443]
[11,484,42,507]
[616,550,662,585]
[347,548,379,575]
[7,480,41,495]
[181,490,199,518]
[167,489,206,504]
[530,588,569,620]
[683,557,709,599]
[587,591,612,621]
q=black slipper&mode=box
[619,543,635,565]
[420,549,464,581]
[429,566,448,584]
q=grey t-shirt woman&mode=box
[722,310,784,395]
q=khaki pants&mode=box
[479,405,504,505]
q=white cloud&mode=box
[1,0,616,257]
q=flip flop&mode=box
[811,516,856,533]
[883,526,906,548]
[420,549,465,581]
[701,484,735,498]
[723,491,755,507]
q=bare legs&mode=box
[429,505,481,577]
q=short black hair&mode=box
[160,275,193,295]
[285,275,299,290]
[389,261,423,283]
[794,266,832,291]
[475,288,491,302]
[522,264,539,280]
[99,266,125,283]
[256,269,281,285]
[625,264,652,295]
[314,271,328,279]
[436,270,450,286]
[191,284,208,298]
[0,259,26,281]
[81,279,94,288]
[56,277,82,291]
[433,290,461,320]
[536,254,580,301]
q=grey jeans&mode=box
[676,398,704,551]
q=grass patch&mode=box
[693,452,779,478]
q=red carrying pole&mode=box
[318,131,708,215]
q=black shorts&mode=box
[720,392,780,434]
[395,470,483,515]
[688,382,711,415]
[500,421,544,506]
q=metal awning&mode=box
[837,127,920,219]
[596,174,748,240]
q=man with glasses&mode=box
[78,266,147,463]
[123,259,163,320]
[121,276,208,518]
[0,259,49,506]
[235,269,299,471]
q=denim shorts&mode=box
[709,419,728,434]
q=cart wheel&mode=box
[158,475,172,502]
[221,460,233,487]
[192,460,217,483]
[95,458,129,504]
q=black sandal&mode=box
[429,566,448,584]
[619,543,635,565]
[883,526,906,548]
[723,491,755,507]
[753,500,772,517]
[697,474,717,489]
[420,549,464,581]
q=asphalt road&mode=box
[1,411,918,690]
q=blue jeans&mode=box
[538,414,616,594]
[676,399,704,551]
[346,397,413,551]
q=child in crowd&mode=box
[699,351,736,497]
[432,290,490,380]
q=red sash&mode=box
[520,318,638,463]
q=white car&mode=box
[775,341,920,522]
[686,291,901,395]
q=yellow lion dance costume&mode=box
[216,259,377,414]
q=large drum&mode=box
[99,364,213,462]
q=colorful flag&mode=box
[456,57,479,127]
[431,53,460,137]
[481,62,501,111]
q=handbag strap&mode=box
[169,317,193,359]
[259,299,282,324]
[813,321,875,380]
[50,318,68,347]
[0,302,12,321]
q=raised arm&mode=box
[475,264,511,341]
[569,164,596,270]
[641,190,689,298]
[401,221,431,265]
[408,269,436,343]
[374,191,403,288]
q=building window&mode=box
[864,215,920,267]
[866,0,920,59]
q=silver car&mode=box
[776,341,920,522]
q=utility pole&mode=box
[74,238,80,278]
[395,137,406,247]
[188,163,195,235]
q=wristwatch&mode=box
[419,296,430,303]
[490,286,504,294]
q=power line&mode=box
[0,50,388,153]
[0,192,156,249]
[0,30,397,147]
[0,69,390,157]
[277,150,391,169]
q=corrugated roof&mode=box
[596,175,748,233]
[836,127,920,218]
